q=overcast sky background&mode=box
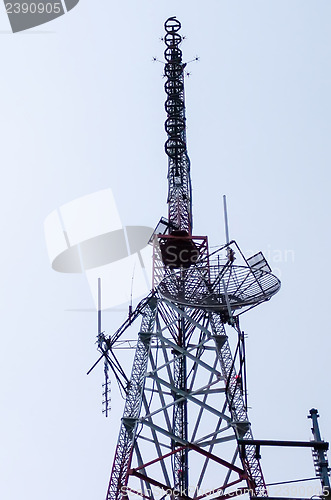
[0,1,330,499]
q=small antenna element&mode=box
[223,195,230,245]
[128,265,135,322]
[223,195,235,262]
[98,277,102,336]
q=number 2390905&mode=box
[6,3,62,14]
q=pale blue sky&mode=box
[0,1,330,499]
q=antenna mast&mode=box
[164,17,192,235]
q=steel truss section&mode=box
[106,297,267,500]
[209,311,268,497]
[172,312,189,493]
[106,300,157,500]
[163,17,192,234]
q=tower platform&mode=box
[158,262,280,312]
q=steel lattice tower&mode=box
[99,17,282,500]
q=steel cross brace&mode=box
[128,442,248,500]
[153,328,224,378]
[138,420,246,477]
[146,373,231,422]
[142,377,222,422]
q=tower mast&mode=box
[164,17,191,494]
[164,17,192,235]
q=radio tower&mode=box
[99,17,282,500]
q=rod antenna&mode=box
[128,265,135,322]
[98,277,102,335]
[223,194,230,245]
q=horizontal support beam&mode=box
[238,439,329,451]
[196,435,237,448]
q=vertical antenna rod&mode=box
[223,194,230,245]
[98,277,102,335]
[164,17,192,235]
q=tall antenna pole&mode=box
[164,17,192,235]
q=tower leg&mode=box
[106,300,157,500]
[209,311,268,497]
[172,313,189,495]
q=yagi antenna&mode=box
[97,277,111,417]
